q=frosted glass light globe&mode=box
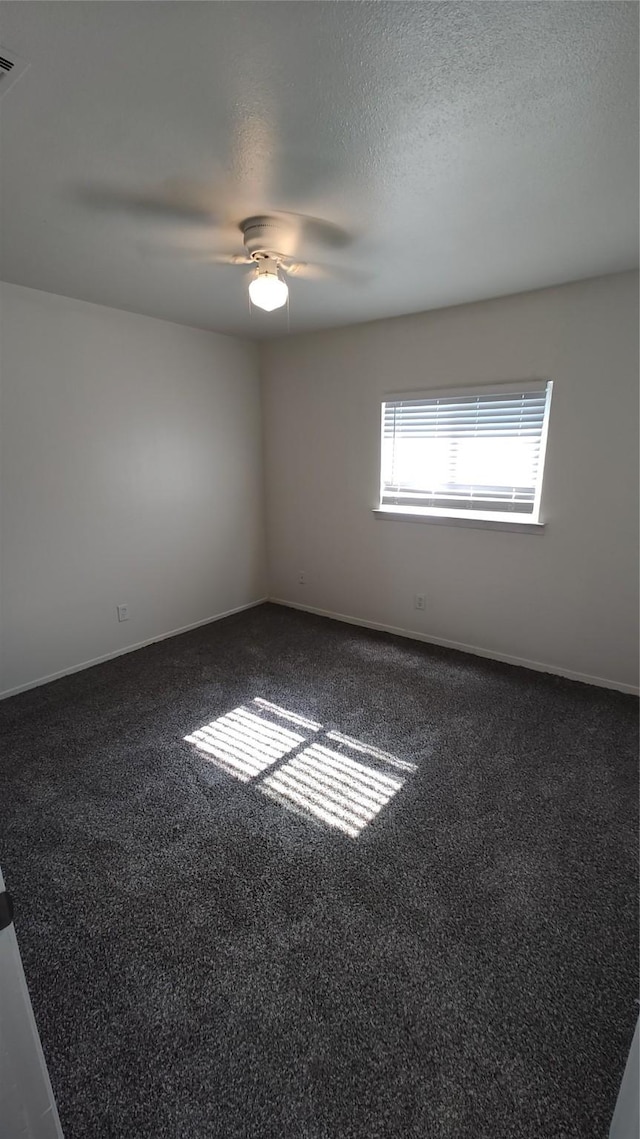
[248,269,288,312]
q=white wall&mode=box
[3,273,637,698]
[0,283,266,696]
[262,272,639,693]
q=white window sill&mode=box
[372,507,545,534]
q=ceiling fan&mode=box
[172,214,362,312]
[77,180,366,313]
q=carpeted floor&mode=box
[0,603,637,1139]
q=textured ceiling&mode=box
[0,2,638,338]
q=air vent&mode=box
[0,45,29,99]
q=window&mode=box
[378,381,552,526]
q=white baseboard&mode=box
[3,595,637,700]
[0,598,268,701]
[269,598,640,696]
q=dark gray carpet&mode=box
[0,603,637,1139]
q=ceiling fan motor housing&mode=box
[241,216,296,261]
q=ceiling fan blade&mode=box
[75,175,353,268]
[76,181,226,227]
[280,261,328,280]
[138,244,252,265]
[281,260,370,284]
[75,177,355,253]
[273,212,352,249]
[199,252,253,265]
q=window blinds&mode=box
[381,384,551,516]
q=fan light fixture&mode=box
[248,261,288,311]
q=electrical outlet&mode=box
[117,604,130,622]
[414,593,425,611]
[298,571,306,585]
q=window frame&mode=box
[374,379,553,532]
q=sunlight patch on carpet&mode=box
[185,698,414,835]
